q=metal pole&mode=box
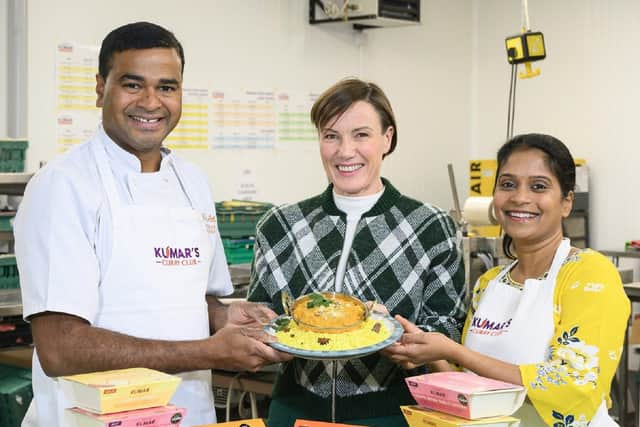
[7,0,28,138]
[447,163,463,224]
[331,360,337,422]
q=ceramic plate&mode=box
[264,312,403,360]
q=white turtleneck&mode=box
[333,188,384,292]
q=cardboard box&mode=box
[196,419,266,427]
[59,368,181,414]
[65,405,186,427]
[401,406,520,427]
[294,421,366,427]
[405,372,526,419]
[629,315,640,345]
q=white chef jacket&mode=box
[15,125,233,320]
[14,125,234,425]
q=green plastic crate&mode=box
[0,212,15,232]
[0,365,32,427]
[0,140,28,173]
[222,238,255,265]
[215,201,274,239]
[0,255,19,289]
[0,376,32,427]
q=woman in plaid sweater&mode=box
[247,78,466,427]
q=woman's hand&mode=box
[366,301,389,315]
[382,315,458,369]
[226,301,277,327]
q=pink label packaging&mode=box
[65,404,186,427]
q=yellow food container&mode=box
[59,367,181,414]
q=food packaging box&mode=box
[196,419,266,426]
[59,367,181,414]
[294,421,366,427]
[65,404,186,427]
[401,406,520,427]
[405,372,526,419]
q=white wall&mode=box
[472,0,640,251]
[25,0,472,209]
[20,0,638,250]
[27,0,353,204]
[0,1,8,136]
[365,0,472,209]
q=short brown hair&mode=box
[310,78,397,157]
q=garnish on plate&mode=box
[274,317,291,332]
[306,292,334,309]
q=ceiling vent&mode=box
[309,0,420,30]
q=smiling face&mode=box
[319,101,393,197]
[96,47,182,163]
[493,148,573,247]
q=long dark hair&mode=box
[495,133,576,259]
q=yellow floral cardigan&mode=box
[462,249,630,426]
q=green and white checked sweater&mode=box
[247,179,466,400]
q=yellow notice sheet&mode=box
[55,43,100,152]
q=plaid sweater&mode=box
[247,179,466,400]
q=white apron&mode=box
[464,239,615,426]
[23,139,217,427]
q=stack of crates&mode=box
[0,211,15,233]
[215,201,274,265]
[222,238,255,265]
[0,255,19,289]
[0,364,32,427]
[0,139,28,173]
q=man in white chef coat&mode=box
[14,21,291,427]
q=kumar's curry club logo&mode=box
[154,246,201,266]
[468,315,512,337]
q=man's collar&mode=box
[97,123,172,172]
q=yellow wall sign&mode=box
[468,160,500,237]
[469,160,497,196]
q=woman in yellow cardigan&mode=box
[384,133,629,426]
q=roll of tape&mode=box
[463,196,498,226]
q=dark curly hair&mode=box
[495,133,576,259]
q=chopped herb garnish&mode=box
[306,293,334,309]
[274,317,291,332]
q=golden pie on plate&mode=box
[291,292,369,333]
[265,292,403,360]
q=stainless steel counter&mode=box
[0,173,33,196]
[0,289,21,317]
[228,263,251,299]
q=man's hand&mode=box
[207,324,293,372]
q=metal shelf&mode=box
[0,289,22,317]
[0,173,33,195]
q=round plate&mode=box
[264,312,403,360]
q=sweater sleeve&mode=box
[246,207,281,311]
[519,251,630,425]
[415,212,467,342]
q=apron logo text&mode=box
[468,316,512,336]
[202,214,217,234]
[154,246,201,266]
